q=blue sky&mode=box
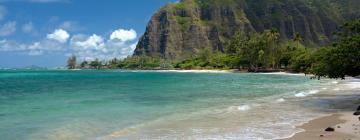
[0,0,177,68]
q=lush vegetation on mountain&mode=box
[67,18,360,79]
[134,0,360,60]
[174,19,360,79]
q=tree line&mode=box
[68,19,360,79]
[67,56,173,70]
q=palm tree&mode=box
[268,28,280,41]
[67,55,77,69]
[293,32,303,48]
[80,61,88,69]
[265,28,280,69]
[90,58,102,69]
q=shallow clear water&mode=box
[0,70,355,140]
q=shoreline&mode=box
[285,112,360,140]
[1,69,359,139]
[75,69,299,74]
[285,78,360,140]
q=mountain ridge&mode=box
[134,0,360,60]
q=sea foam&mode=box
[276,98,286,102]
[294,90,320,97]
[294,92,306,97]
[154,70,231,73]
[345,82,360,89]
[333,88,340,91]
[237,105,251,111]
[259,72,304,76]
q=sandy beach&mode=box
[284,76,360,140]
[286,112,360,140]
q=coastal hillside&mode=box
[134,0,360,60]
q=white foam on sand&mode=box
[295,92,307,97]
[112,92,333,140]
[294,90,320,97]
[333,88,341,91]
[237,105,251,111]
[344,81,360,89]
[258,72,304,76]
[131,70,232,73]
[308,90,320,94]
[184,103,326,140]
[227,105,252,112]
[276,98,286,102]
[331,78,360,91]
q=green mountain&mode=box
[134,0,360,60]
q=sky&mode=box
[0,0,177,68]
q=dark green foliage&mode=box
[172,18,360,79]
[174,49,238,69]
[73,56,172,70]
[89,59,102,70]
[175,16,191,31]
[309,19,360,79]
[175,31,276,71]
[195,0,211,9]
[80,61,88,68]
[289,48,313,73]
[119,56,170,69]
[173,3,186,10]
[67,55,77,69]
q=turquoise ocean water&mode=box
[0,70,358,140]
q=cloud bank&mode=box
[0,21,16,36]
[0,28,138,60]
[71,29,138,61]
[0,39,65,56]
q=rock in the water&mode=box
[354,111,360,115]
[357,105,360,111]
[325,127,335,132]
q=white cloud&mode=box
[70,29,138,61]
[110,29,137,42]
[0,39,65,56]
[72,34,105,50]
[0,21,16,36]
[0,39,26,52]
[0,5,6,21]
[0,27,138,59]
[27,42,44,55]
[46,29,70,43]
[59,21,84,32]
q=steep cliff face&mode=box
[134,0,360,60]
